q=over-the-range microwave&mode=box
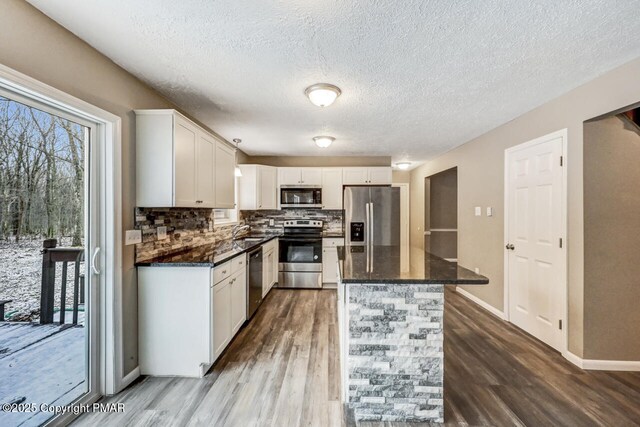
[280,185,322,208]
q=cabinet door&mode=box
[322,168,343,209]
[174,117,198,206]
[215,141,236,208]
[230,270,246,335]
[368,167,392,185]
[258,166,277,209]
[196,132,216,207]
[342,167,369,185]
[262,249,271,297]
[272,240,279,287]
[212,279,232,359]
[322,247,339,284]
[301,168,322,185]
[278,168,302,186]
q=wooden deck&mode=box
[0,322,86,427]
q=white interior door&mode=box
[505,130,566,351]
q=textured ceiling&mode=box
[27,0,640,166]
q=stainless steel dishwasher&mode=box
[247,246,263,320]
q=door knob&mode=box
[505,244,515,250]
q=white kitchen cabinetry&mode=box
[215,142,236,208]
[262,239,278,297]
[323,238,343,284]
[135,109,236,208]
[322,168,343,209]
[211,276,232,358]
[138,252,248,378]
[342,167,392,185]
[238,165,277,210]
[278,167,322,186]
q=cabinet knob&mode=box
[222,270,227,274]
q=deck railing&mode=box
[40,239,84,325]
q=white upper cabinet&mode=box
[215,142,236,208]
[300,168,322,185]
[342,167,392,185]
[278,167,322,186]
[238,165,277,210]
[322,168,343,209]
[367,167,393,185]
[135,109,236,208]
[196,132,216,208]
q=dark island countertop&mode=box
[337,245,489,285]
[136,234,281,267]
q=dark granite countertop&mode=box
[136,234,281,267]
[337,245,489,285]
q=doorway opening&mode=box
[424,167,458,262]
[583,102,640,362]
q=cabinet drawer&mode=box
[323,238,344,248]
[213,261,232,284]
[231,254,246,273]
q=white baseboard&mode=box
[563,352,640,371]
[119,366,141,391]
[455,287,505,320]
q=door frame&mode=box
[0,63,124,400]
[503,128,568,354]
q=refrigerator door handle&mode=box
[369,202,374,247]
[365,202,370,247]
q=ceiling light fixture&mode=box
[304,83,342,107]
[313,136,335,148]
[233,138,243,177]
[396,162,411,170]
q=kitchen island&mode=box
[337,245,488,423]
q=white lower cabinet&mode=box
[139,253,247,378]
[262,239,278,297]
[211,277,232,360]
[322,238,343,284]
[230,269,247,335]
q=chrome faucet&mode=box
[232,224,251,240]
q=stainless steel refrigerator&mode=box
[344,186,401,246]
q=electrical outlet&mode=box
[486,207,493,217]
[157,226,167,240]
[475,206,482,216]
[208,220,213,232]
[475,267,480,274]
[269,219,275,227]
[125,230,142,245]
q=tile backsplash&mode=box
[134,207,240,262]
[240,209,343,234]
[134,207,344,263]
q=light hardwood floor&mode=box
[73,288,640,427]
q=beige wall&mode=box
[410,58,640,358]
[584,115,640,360]
[242,155,390,167]
[392,170,411,183]
[0,0,178,374]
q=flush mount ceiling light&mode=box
[304,83,342,107]
[233,138,243,177]
[313,136,335,148]
[396,162,411,170]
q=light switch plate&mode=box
[475,206,482,216]
[475,267,480,274]
[208,220,213,232]
[125,230,142,245]
[157,226,168,240]
[486,207,493,217]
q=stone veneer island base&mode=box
[337,246,488,423]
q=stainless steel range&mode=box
[278,219,323,289]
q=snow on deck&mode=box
[0,323,86,426]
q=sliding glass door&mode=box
[0,87,100,426]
